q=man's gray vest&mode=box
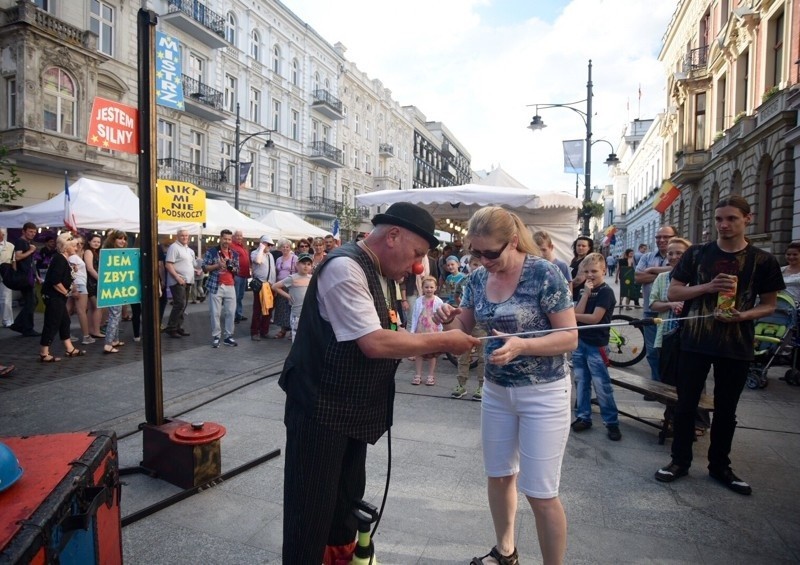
[279,243,399,444]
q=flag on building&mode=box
[653,180,681,213]
[63,171,77,233]
[331,218,340,241]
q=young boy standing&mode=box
[438,255,466,307]
[571,252,622,441]
[272,253,314,343]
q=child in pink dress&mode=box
[410,276,443,385]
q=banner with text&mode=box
[86,97,138,154]
[155,31,185,110]
[97,248,140,308]
[157,180,207,222]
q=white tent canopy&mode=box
[256,210,330,240]
[355,183,580,261]
[0,178,280,240]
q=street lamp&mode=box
[221,102,276,210]
[527,59,617,236]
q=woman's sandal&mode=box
[271,331,287,340]
[0,364,16,376]
[90,333,106,339]
[111,341,125,348]
[65,348,86,357]
[103,347,119,354]
[411,375,422,386]
[470,546,519,565]
[39,354,61,363]
[425,375,436,386]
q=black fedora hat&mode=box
[372,202,439,249]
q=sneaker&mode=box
[251,334,261,341]
[571,419,592,432]
[607,424,622,441]
[81,336,96,345]
[451,384,467,399]
[223,337,238,347]
[472,386,483,401]
[655,462,689,483]
[211,337,220,348]
[133,336,141,342]
[709,467,752,495]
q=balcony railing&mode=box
[309,141,344,168]
[309,195,339,215]
[710,116,755,160]
[183,75,224,111]
[379,143,394,157]
[167,0,225,38]
[3,2,98,51]
[683,45,709,72]
[311,89,344,120]
[756,89,789,128]
[672,150,708,184]
[157,158,231,194]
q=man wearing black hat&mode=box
[279,202,479,564]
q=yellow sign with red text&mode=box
[86,97,138,154]
[157,180,206,223]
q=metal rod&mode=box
[475,314,715,340]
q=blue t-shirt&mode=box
[462,255,574,387]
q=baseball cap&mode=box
[297,253,313,262]
[260,235,274,245]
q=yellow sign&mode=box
[157,180,206,222]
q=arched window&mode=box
[292,59,300,86]
[731,169,742,196]
[250,30,260,61]
[756,156,774,233]
[225,12,236,45]
[692,193,704,242]
[43,67,76,136]
[272,45,281,75]
[324,78,330,91]
[314,72,320,93]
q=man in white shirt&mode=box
[164,229,197,338]
[0,228,14,327]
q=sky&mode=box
[285,0,677,197]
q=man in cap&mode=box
[280,202,480,564]
[249,235,276,340]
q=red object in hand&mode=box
[412,262,424,275]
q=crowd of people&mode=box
[3,196,800,564]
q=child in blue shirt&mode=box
[571,252,621,441]
[439,255,466,307]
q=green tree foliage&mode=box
[0,147,23,204]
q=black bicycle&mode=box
[606,314,647,367]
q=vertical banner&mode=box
[155,31,185,110]
[562,140,584,174]
[654,180,681,213]
[97,248,141,307]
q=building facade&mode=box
[659,0,799,254]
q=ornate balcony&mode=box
[710,116,756,160]
[671,150,708,185]
[379,143,394,157]
[161,0,227,49]
[1,1,102,54]
[182,75,226,121]
[683,45,709,72]
[756,89,791,129]
[373,175,401,191]
[311,89,344,120]
[309,141,344,169]
[307,195,339,219]
[157,158,231,194]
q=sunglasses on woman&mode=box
[469,241,509,260]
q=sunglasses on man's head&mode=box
[469,241,509,260]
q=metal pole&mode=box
[583,59,593,236]
[234,102,241,210]
[137,8,164,425]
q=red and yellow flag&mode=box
[653,180,681,213]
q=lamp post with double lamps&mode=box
[527,59,618,236]
[222,102,275,210]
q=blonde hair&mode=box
[421,275,438,288]
[580,252,606,271]
[466,206,540,256]
[56,232,75,252]
[668,237,692,249]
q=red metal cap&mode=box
[170,421,227,445]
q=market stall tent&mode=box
[256,210,330,240]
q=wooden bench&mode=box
[607,373,715,444]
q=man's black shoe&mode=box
[709,467,752,495]
[22,330,41,337]
[165,330,182,338]
[8,324,21,333]
[655,462,688,483]
[177,329,191,337]
[571,419,592,432]
[607,425,622,441]
[238,316,247,322]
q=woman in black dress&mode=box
[39,232,86,361]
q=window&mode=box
[353,148,360,169]
[269,157,278,193]
[221,141,233,172]
[366,120,371,141]
[292,59,300,86]
[272,45,281,75]
[34,0,53,12]
[715,75,726,132]
[272,100,281,131]
[342,105,348,127]
[322,125,329,143]
[157,119,175,159]
[364,154,370,174]
[6,78,16,128]
[244,151,256,189]
[288,164,295,197]
[735,50,749,114]
[309,171,316,198]
[321,173,329,199]
[291,110,299,141]
[43,68,76,136]
[187,52,204,82]
[354,114,360,134]
[768,12,784,88]
[311,119,319,142]
[225,12,236,45]
[189,130,204,172]
[314,72,320,92]
[250,30,260,62]
[250,88,261,123]
[224,74,237,113]
[90,1,114,57]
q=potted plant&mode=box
[713,131,724,143]
[761,86,780,103]
[733,111,746,124]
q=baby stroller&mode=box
[746,290,797,389]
